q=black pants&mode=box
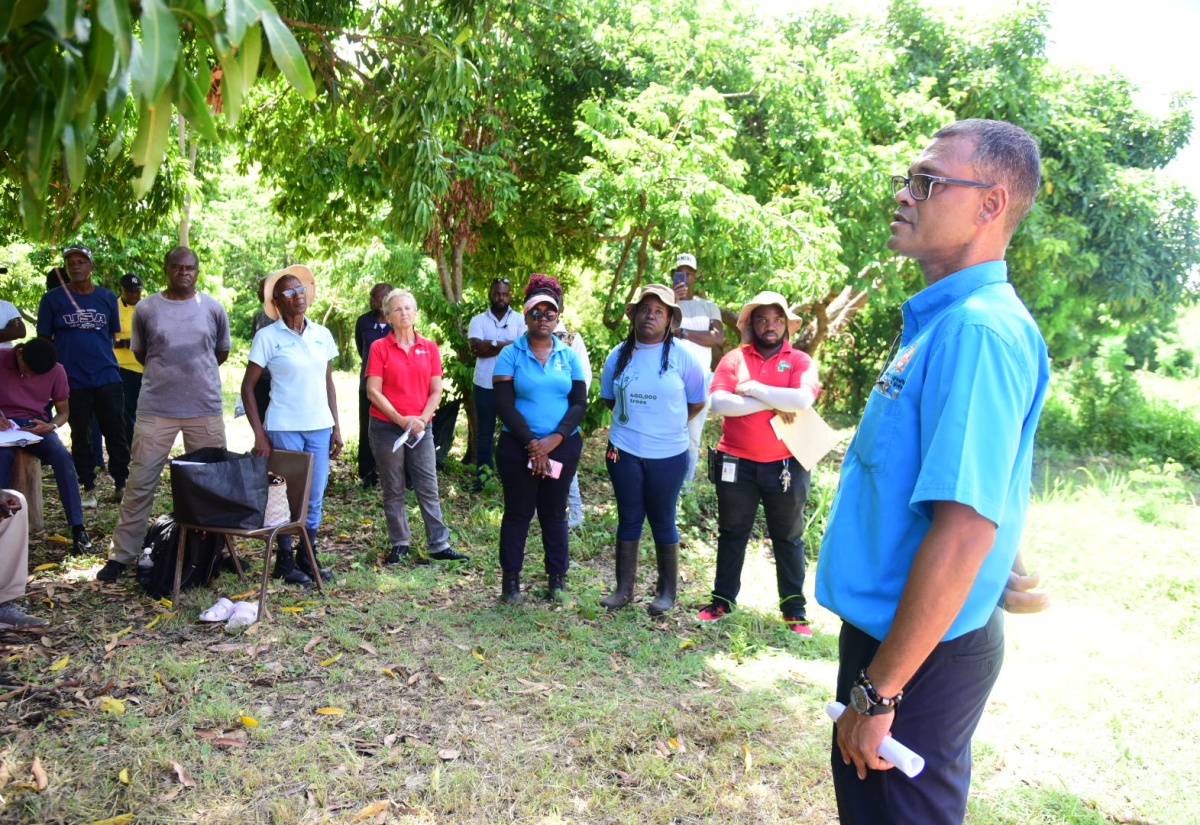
[357,383,377,482]
[69,382,129,488]
[119,367,142,449]
[495,431,582,577]
[832,609,1005,824]
[712,453,810,619]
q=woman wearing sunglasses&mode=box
[241,265,342,586]
[492,275,587,605]
[599,284,706,615]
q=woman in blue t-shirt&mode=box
[599,284,706,615]
[493,275,587,605]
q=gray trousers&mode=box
[368,418,451,553]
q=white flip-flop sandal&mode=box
[226,601,259,629]
[199,597,235,622]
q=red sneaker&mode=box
[696,602,730,622]
[786,620,813,638]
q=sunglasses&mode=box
[528,308,559,321]
[277,285,307,299]
[491,278,510,285]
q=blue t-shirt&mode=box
[36,285,121,389]
[816,261,1050,642]
[600,340,705,459]
[493,334,584,438]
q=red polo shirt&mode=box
[710,340,820,462]
[365,331,443,420]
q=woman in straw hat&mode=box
[598,284,706,615]
[241,265,341,585]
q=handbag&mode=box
[170,447,269,530]
[263,472,290,527]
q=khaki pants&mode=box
[109,414,226,564]
[1,490,29,603]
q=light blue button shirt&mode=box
[494,334,584,438]
[816,261,1050,641]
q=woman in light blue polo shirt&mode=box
[241,265,342,586]
[493,275,586,606]
[599,284,705,615]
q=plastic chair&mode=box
[172,449,321,620]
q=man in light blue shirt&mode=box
[816,119,1050,824]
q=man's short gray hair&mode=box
[934,119,1042,233]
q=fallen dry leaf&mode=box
[381,668,397,679]
[471,647,487,662]
[46,534,71,544]
[349,799,391,822]
[99,697,125,715]
[85,816,134,825]
[304,635,325,654]
[47,655,69,672]
[358,641,378,656]
[437,749,460,761]
[679,638,697,650]
[280,606,304,613]
[32,563,57,572]
[194,729,220,740]
[241,715,259,728]
[315,707,345,715]
[318,651,342,667]
[170,761,196,787]
[118,768,131,785]
[31,756,48,791]
[742,743,752,773]
[213,737,248,748]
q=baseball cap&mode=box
[120,273,144,290]
[675,253,697,269]
[63,244,93,262]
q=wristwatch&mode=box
[849,669,902,716]
[491,339,498,348]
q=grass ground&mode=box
[2,366,1198,824]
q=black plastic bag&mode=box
[170,447,268,529]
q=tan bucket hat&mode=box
[263,265,317,320]
[625,283,683,327]
[736,291,803,337]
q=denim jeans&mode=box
[369,418,450,553]
[473,385,498,477]
[68,382,129,488]
[832,609,1005,825]
[0,423,84,529]
[712,452,811,619]
[605,446,688,544]
[496,431,582,576]
[267,428,332,531]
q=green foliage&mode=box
[0,0,317,239]
[1037,357,1200,471]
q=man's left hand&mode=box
[835,706,897,780]
[1002,571,1049,613]
[329,426,344,460]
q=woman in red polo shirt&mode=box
[365,289,467,565]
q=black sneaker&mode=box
[96,560,127,581]
[71,525,94,555]
[384,545,409,565]
[429,548,469,562]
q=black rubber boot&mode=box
[272,535,312,585]
[298,526,333,582]
[500,572,523,605]
[548,572,567,602]
[647,543,679,616]
[600,540,639,610]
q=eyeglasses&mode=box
[168,264,198,274]
[277,285,307,299]
[891,173,994,201]
[528,308,559,321]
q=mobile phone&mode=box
[528,458,563,479]
[672,269,687,287]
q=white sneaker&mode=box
[81,490,98,508]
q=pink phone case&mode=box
[528,458,563,478]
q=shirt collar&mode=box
[513,333,569,355]
[902,260,1008,336]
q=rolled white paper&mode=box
[825,702,926,778]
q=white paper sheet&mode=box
[769,407,841,470]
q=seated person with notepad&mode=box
[696,292,820,636]
[0,339,94,554]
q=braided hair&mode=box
[612,298,675,381]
